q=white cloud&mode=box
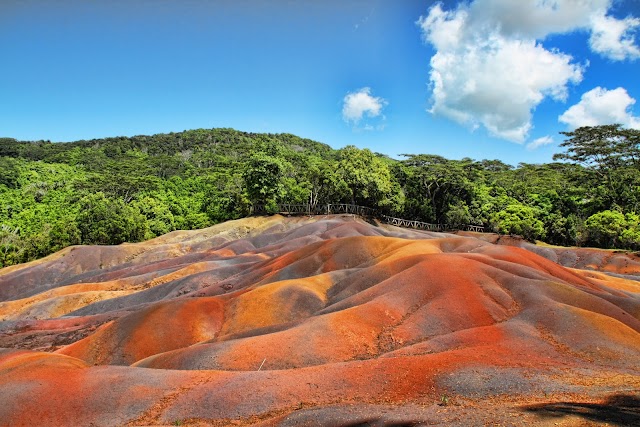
[417,0,639,143]
[559,86,640,129]
[589,13,640,61]
[464,0,639,60]
[419,3,584,143]
[526,135,554,150]
[419,3,467,51]
[342,87,387,129]
[466,0,610,39]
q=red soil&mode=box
[0,215,638,426]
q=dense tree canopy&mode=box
[0,125,638,267]
[555,124,640,212]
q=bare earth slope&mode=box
[0,215,639,426]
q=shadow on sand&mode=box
[523,394,640,426]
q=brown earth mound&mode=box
[1,215,639,426]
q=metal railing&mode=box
[380,215,447,231]
[250,203,486,233]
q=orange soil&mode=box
[0,215,638,426]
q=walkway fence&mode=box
[250,203,486,233]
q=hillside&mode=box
[1,214,639,426]
[1,125,640,269]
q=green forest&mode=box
[1,125,639,268]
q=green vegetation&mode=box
[0,125,638,267]
[440,393,450,406]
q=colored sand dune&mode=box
[1,215,639,426]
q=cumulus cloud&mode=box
[559,86,640,129]
[466,0,610,39]
[418,0,639,143]
[418,2,583,143]
[526,135,554,150]
[463,0,639,60]
[589,13,640,61]
[342,87,387,130]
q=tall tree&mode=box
[243,152,290,211]
[554,124,640,211]
[76,193,148,245]
[401,154,473,223]
[336,146,403,212]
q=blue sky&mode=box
[1,0,639,165]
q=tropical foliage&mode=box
[0,125,638,267]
